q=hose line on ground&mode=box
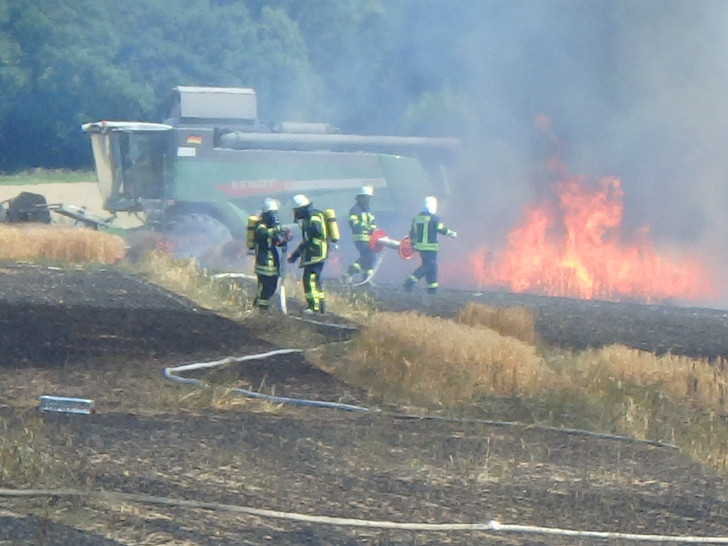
[163,341,678,449]
[164,348,368,412]
[9,308,699,540]
[0,488,727,543]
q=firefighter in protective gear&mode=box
[403,196,457,294]
[287,194,329,314]
[253,198,289,310]
[342,185,377,283]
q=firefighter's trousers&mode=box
[302,262,326,313]
[405,250,438,293]
[255,274,279,310]
[347,240,375,280]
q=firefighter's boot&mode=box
[403,276,416,292]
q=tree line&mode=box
[2,0,686,183]
[0,0,477,173]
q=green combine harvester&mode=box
[82,86,458,267]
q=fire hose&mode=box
[163,347,676,448]
[152,349,728,543]
[19,302,717,542]
[212,236,682,443]
[13,238,722,541]
[209,258,676,451]
[278,238,289,314]
[2,487,728,542]
[350,228,414,287]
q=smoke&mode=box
[381,0,728,308]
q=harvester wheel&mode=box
[166,213,235,267]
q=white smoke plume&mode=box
[389,1,728,309]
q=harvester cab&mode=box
[82,86,459,271]
[81,121,173,222]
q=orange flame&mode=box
[465,161,715,303]
[326,250,344,276]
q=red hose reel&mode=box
[368,228,414,260]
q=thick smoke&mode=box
[378,1,728,309]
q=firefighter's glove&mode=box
[448,231,458,239]
[287,251,299,264]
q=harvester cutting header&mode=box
[81,86,459,265]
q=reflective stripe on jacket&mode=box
[348,203,377,242]
[254,222,285,276]
[297,210,328,265]
[410,213,454,252]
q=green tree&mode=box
[0,0,470,171]
[105,1,316,123]
[285,0,403,131]
[0,0,148,170]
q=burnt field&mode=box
[373,285,728,360]
[2,262,728,544]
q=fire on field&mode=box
[0,224,125,264]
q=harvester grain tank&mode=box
[82,86,458,265]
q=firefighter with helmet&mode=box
[252,198,289,311]
[403,196,457,294]
[287,194,331,314]
[342,185,377,284]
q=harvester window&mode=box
[120,133,167,200]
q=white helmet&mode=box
[358,185,374,197]
[424,196,437,215]
[292,194,311,209]
[262,198,279,213]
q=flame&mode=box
[464,160,715,303]
[325,250,344,276]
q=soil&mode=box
[3,262,728,545]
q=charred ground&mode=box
[2,262,728,544]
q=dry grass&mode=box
[329,303,728,471]
[176,385,287,414]
[345,310,564,407]
[0,414,56,487]
[0,224,125,264]
[562,344,728,470]
[109,255,728,472]
[456,301,538,344]
[132,250,252,318]
[573,344,728,414]
[7,232,728,474]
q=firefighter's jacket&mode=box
[253,222,287,276]
[410,212,455,252]
[291,210,328,266]
[348,202,376,242]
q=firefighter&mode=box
[253,198,289,311]
[287,194,330,314]
[403,196,457,294]
[342,185,377,284]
